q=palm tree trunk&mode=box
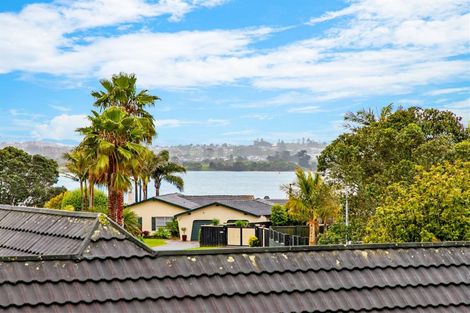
[155,178,161,196]
[134,178,138,203]
[79,179,84,211]
[88,179,94,209]
[308,219,319,246]
[116,190,124,225]
[83,179,89,211]
[138,181,142,201]
[143,181,148,200]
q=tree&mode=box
[318,106,469,237]
[151,150,186,196]
[365,161,470,243]
[78,107,153,224]
[91,72,159,139]
[0,147,64,206]
[61,189,108,212]
[283,168,340,245]
[64,148,90,211]
[271,204,289,226]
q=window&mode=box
[151,216,173,231]
[137,217,142,230]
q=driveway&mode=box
[153,240,199,251]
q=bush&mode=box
[166,219,179,237]
[123,208,141,236]
[45,191,67,210]
[61,189,107,212]
[211,218,220,225]
[141,230,150,238]
[271,204,288,226]
[234,220,248,227]
[248,236,260,247]
[152,227,171,239]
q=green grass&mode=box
[143,238,167,247]
[186,246,220,251]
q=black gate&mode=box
[199,225,227,246]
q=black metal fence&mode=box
[200,225,309,247]
[271,225,309,238]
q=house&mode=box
[0,205,469,312]
[128,193,285,240]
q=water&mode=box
[56,171,296,199]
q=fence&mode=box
[199,225,227,247]
[271,225,309,238]
[200,225,309,247]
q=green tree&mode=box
[45,191,67,210]
[283,168,340,245]
[318,106,469,237]
[271,204,289,226]
[61,189,108,212]
[92,72,159,127]
[78,107,153,224]
[151,150,186,196]
[0,147,64,206]
[64,148,90,211]
[365,161,470,243]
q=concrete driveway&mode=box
[153,240,199,251]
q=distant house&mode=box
[0,205,468,312]
[127,193,286,240]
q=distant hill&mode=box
[0,141,71,166]
[0,138,326,171]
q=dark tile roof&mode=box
[0,205,468,313]
[0,205,152,259]
[131,193,273,216]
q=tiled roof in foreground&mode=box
[0,206,469,312]
[0,205,152,259]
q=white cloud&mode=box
[426,87,470,96]
[443,98,470,123]
[0,0,468,103]
[31,114,89,141]
[157,118,229,128]
[288,106,322,114]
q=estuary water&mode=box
[57,171,296,199]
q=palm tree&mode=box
[78,107,153,224]
[91,72,159,141]
[63,148,90,211]
[151,150,186,196]
[283,168,339,245]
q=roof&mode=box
[130,193,275,217]
[0,205,468,313]
[0,205,152,260]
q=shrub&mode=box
[234,220,248,227]
[141,230,150,238]
[123,208,140,236]
[62,205,75,211]
[248,236,260,247]
[271,204,288,226]
[211,218,220,225]
[166,219,179,237]
[45,191,67,210]
[61,189,107,212]
[152,227,171,239]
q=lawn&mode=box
[186,246,221,251]
[143,238,167,247]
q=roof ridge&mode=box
[0,205,99,218]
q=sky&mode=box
[0,0,468,146]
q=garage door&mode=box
[191,220,212,241]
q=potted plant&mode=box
[181,227,187,241]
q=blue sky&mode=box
[0,0,468,146]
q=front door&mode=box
[191,220,212,241]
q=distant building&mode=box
[127,193,286,240]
